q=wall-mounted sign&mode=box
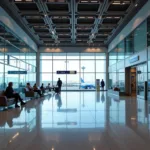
[129,55,139,63]
[57,71,77,74]
[8,71,27,74]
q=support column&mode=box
[106,52,109,90]
[36,51,40,86]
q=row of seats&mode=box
[0,87,51,109]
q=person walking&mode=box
[57,78,62,93]
[101,79,105,91]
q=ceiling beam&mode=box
[35,0,59,44]
[70,0,76,44]
[88,0,110,44]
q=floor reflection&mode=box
[0,92,150,150]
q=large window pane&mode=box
[40,60,52,72]
[81,60,95,72]
[67,60,79,72]
[134,21,147,53]
[53,60,67,73]
[81,73,95,85]
[67,74,80,90]
[40,73,52,85]
[117,41,125,61]
[125,34,134,58]
[96,60,106,72]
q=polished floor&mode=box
[0,91,150,150]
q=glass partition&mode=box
[0,23,36,93]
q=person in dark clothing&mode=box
[57,78,62,93]
[101,79,105,91]
[40,83,45,95]
[5,82,26,108]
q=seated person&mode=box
[5,82,26,108]
[26,83,33,91]
[33,83,42,97]
[40,83,45,94]
[26,83,42,97]
[46,83,51,91]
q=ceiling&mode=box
[0,0,148,47]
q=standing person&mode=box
[101,79,105,91]
[5,82,26,108]
[57,78,62,93]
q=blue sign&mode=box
[129,55,139,63]
[8,71,27,74]
[57,71,77,74]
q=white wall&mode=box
[108,0,150,52]
[39,46,107,53]
[0,7,37,52]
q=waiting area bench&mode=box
[0,91,15,108]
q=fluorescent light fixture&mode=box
[52,31,55,34]
[88,16,94,19]
[79,16,85,18]
[114,16,120,19]
[112,2,120,5]
[81,0,88,3]
[106,17,112,19]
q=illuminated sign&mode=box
[57,71,77,74]
[8,71,27,74]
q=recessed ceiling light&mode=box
[135,4,138,7]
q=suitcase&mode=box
[55,87,60,93]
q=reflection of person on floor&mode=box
[101,92,105,103]
[57,78,62,93]
[5,82,26,108]
[55,94,62,109]
[0,108,22,128]
[96,92,100,102]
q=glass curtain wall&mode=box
[0,23,36,93]
[40,53,106,90]
[108,21,147,92]
[148,17,150,100]
[108,44,125,92]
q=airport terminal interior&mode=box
[0,0,150,149]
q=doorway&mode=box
[125,63,147,99]
[125,67,137,96]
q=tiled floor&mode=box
[0,92,150,150]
